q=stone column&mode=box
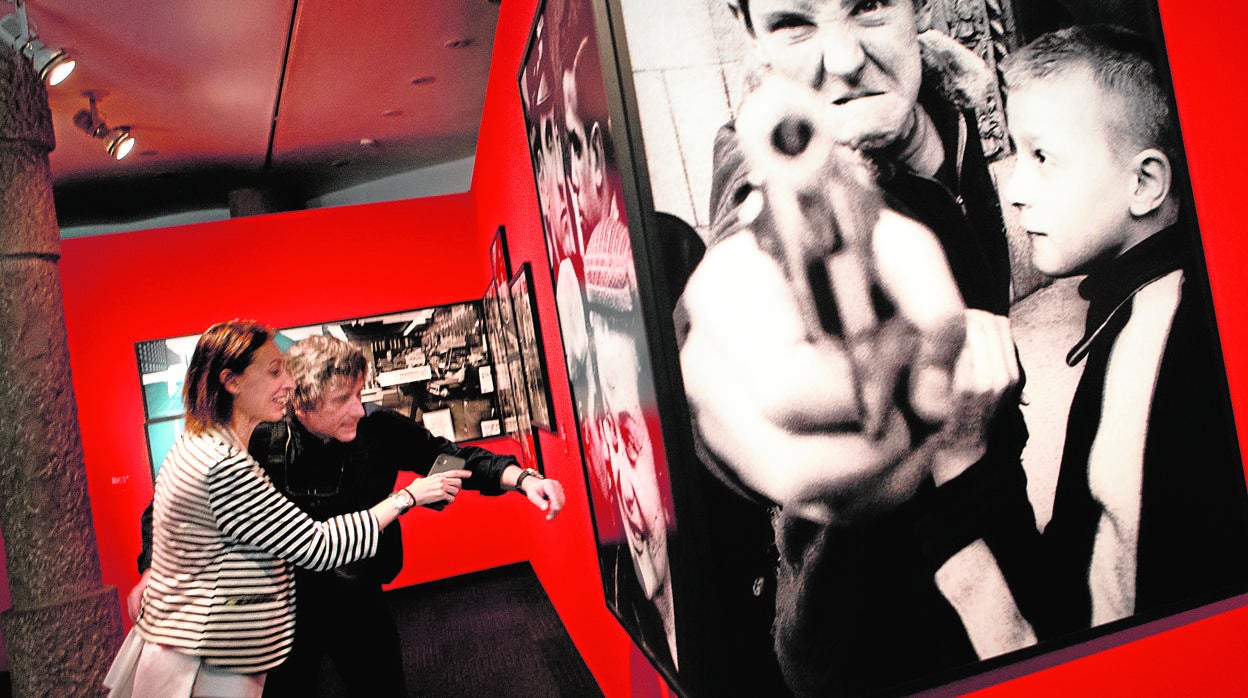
[0,50,124,696]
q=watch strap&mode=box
[514,467,543,493]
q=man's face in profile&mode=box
[563,70,603,247]
[537,113,576,260]
[591,311,669,599]
[747,0,925,151]
[295,374,367,443]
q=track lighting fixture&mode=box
[73,92,135,160]
[103,126,135,159]
[0,0,75,86]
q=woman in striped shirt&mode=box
[107,320,465,697]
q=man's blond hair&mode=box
[285,335,368,412]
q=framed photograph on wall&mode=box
[491,224,512,285]
[482,277,544,472]
[482,279,515,433]
[135,333,197,478]
[510,262,557,432]
[523,0,1248,695]
[487,222,532,440]
[498,272,543,472]
[520,0,688,691]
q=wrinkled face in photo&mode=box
[748,0,925,151]
[591,311,669,599]
[563,69,604,244]
[536,113,577,262]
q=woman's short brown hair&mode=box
[183,319,273,435]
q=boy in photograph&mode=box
[1001,24,1248,633]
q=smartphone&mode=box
[423,454,466,510]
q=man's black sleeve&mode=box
[137,501,154,574]
[373,408,518,495]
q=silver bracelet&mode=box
[388,488,415,515]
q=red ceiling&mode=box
[17,0,498,222]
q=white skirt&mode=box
[104,628,266,698]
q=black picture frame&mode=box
[481,278,509,432]
[510,262,557,432]
[573,0,1248,696]
[500,276,542,471]
[488,222,532,442]
[483,276,544,472]
[135,332,197,479]
[491,224,512,285]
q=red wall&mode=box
[51,0,1248,695]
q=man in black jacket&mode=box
[132,335,565,697]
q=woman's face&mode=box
[227,341,295,424]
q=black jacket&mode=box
[1041,224,1248,632]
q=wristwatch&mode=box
[514,467,544,494]
[387,488,416,515]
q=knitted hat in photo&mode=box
[583,216,637,315]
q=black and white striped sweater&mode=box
[136,427,381,674]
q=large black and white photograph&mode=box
[519,0,684,689]
[590,0,1248,695]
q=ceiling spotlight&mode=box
[27,40,74,85]
[72,92,136,161]
[105,127,135,160]
[0,0,76,86]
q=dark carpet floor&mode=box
[317,562,603,697]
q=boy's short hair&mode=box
[285,335,368,412]
[1002,24,1179,167]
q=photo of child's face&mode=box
[1004,69,1137,277]
[591,311,669,599]
[748,0,925,152]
